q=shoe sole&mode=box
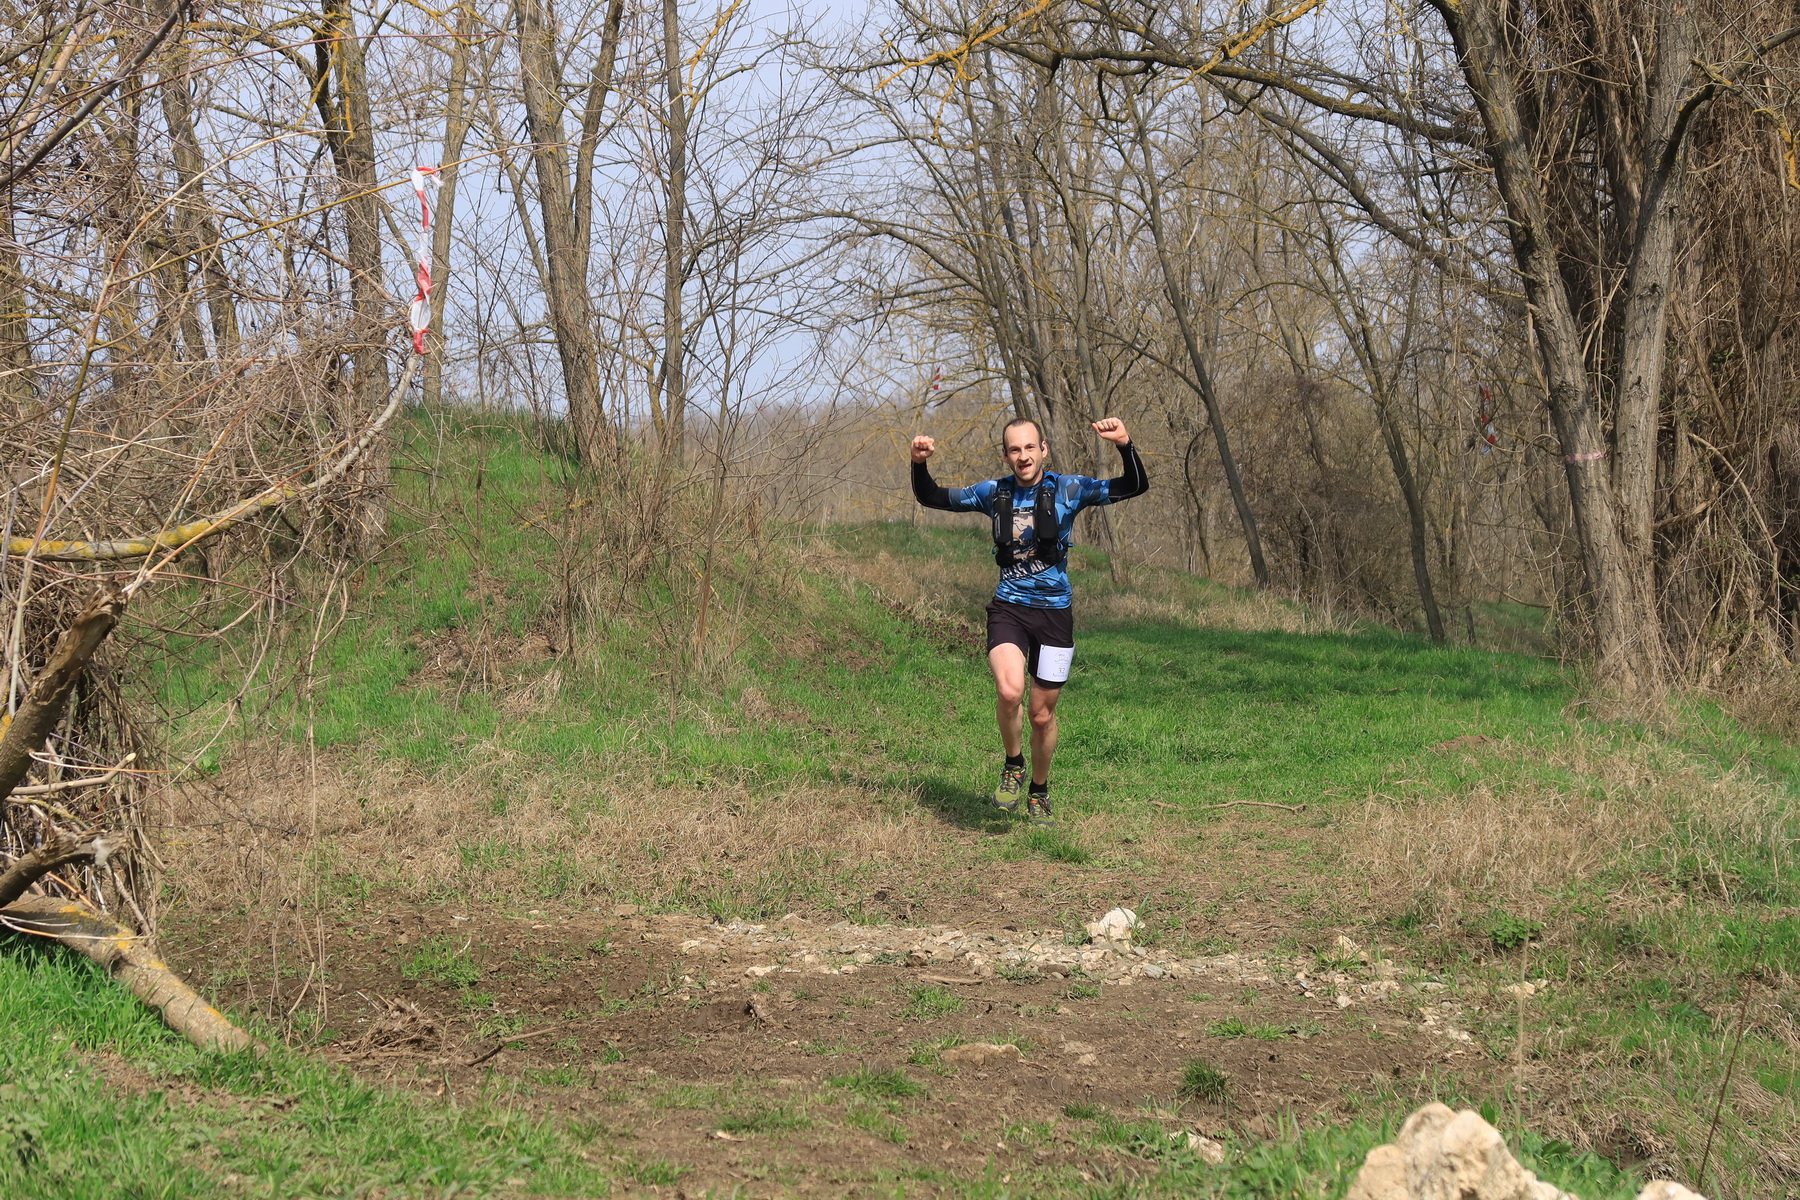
[993,794,1020,813]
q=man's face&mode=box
[1003,425,1047,485]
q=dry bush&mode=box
[1708,660,1800,744]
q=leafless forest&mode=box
[1,0,1798,930]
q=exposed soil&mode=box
[165,879,1496,1195]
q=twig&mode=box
[1698,948,1761,1191]
[10,753,139,796]
[1151,799,1308,813]
[464,1023,564,1067]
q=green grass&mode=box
[828,1066,926,1100]
[896,984,966,1022]
[824,522,1577,813]
[0,938,613,1198]
[398,935,481,987]
[716,1105,812,1134]
[906,1034,965,1066]
[1178,1058,1230,1105]
[1205,1016,1307,1041]
[150,415,1580,822]
[846,1105,909,1144]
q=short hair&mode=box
[1000,417,1047,448]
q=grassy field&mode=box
[5,413,1796,1197]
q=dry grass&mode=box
[1083,585,1353,636]
[1710,659,1800,743]
[1339,737,1794,922]
[156,744,955,930]
[832,542,1354,639]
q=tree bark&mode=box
[0,207,33,410]
[1613,1,1699,578]
[160,48,240,363]
[0,831,117,907]
[1314,223,1447,640]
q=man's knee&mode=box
[996,682,1027,708]
[1029,704,1057,731]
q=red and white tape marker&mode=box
[408,166,441,354]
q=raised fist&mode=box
[910,435,936,463]
[1092,417,1131,445]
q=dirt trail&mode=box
[190,901,1499,1194]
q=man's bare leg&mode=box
[1028,683,1062,786]
[989,644,1027,758]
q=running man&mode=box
[910,416,1148,825]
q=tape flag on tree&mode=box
[409,167,441,354]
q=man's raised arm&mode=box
[910,434,955,511]
[1093,418,1148,501]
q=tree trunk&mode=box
[423,2,475,409]
[661,0,689,460]
[160,50,240,363]
[515,0,609,465]
[1613,3,1699,581]
[0,209,34,410]
[0,587,124,801]
[316,0,392,540]
[1449,0,1662,690]
[1,895,253,1052]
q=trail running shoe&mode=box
[1027,794,1054,826]
[993,762,1026,812]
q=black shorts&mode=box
[986,599,1075,686]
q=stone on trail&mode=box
[1085,907,1139,942]
[941,1042,1023,1067]
[1346,1104,1707,1200]
[1345,1104,1574,1200]
[1634,1185,1706,1200]
[1186,1132,1227,1165]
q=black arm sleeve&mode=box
[912,460,955,510]
[1106,441,1148,501]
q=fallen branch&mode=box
[1,895,254,1052]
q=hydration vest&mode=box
[991,476,1066,568]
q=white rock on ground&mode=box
[1186,1132,1227,1165]
[1346,1104,1706,1200]
[1084,906,1139,942]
